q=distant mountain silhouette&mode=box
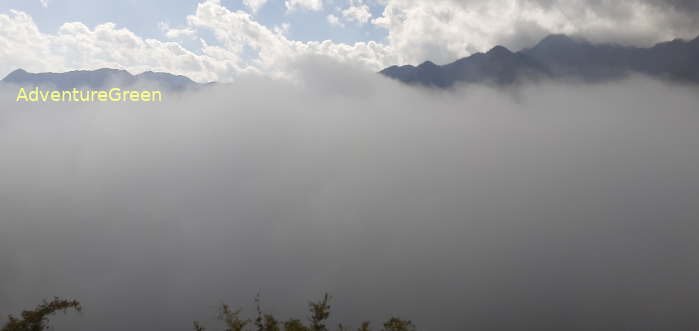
[380,34,699,87]
[1,68,201,91]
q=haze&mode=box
[1,62,698,331]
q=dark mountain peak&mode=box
[380,65,398,72]
[378,64,419,84]
[414,60,447,87]
[379,64,416,75]
[379,65,402,76]
[417,61,438,69]
[539,34,576,44]
[532,34,585,51]
[8,68,28,74]
[380,64,417,73]
[487,45,512,57]
[3,68,29,81]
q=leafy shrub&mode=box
[194,294,415,331]
[1,297,81,331]
[1,294,414,331]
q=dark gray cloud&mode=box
[377,0,699,69]
[1,67,699,331]
[651,0,699,12]
[517,0,699,13]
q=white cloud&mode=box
[39,0,49,8]
[243,0,269,13]
[0,10,234,82]
[342,4,371,24]
[165,27,197,39]
[275,22,291,35]
[0,1,394,82]
[186,0,393,78]
[285,0,323,12]
[327,14,343,27]
[159,21,196,39]
[0,10,62,75]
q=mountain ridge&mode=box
[1,68,203,91]
[4,34,698,90]
[380,34,699,87]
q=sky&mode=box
[1,0,699,82]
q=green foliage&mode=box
[381,318,415,331]
[255,294,264,331]
[219,304,251,331]
[308,294,331,331]
[194,294,415,331]
[1,297,81,331]
[253,294,280,331]
[283,319,308,331]
[262,314,280,331]
[2,294,415,331]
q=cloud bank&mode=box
[1,66,698,330]
[0,1,395,83]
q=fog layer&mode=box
[1,66,698,331]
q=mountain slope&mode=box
[1,68,201,91]
[380,34,699,87]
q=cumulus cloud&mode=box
[1,67,698,331]
[0,10,61,75]
[0,1,394,82]
[285,0,323,12]
[0,10,233,82]
[342,4,372,24]
[243,0,269,13]
[184,0,394,78]
[165,28,197,39]
[159,22,196,40]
